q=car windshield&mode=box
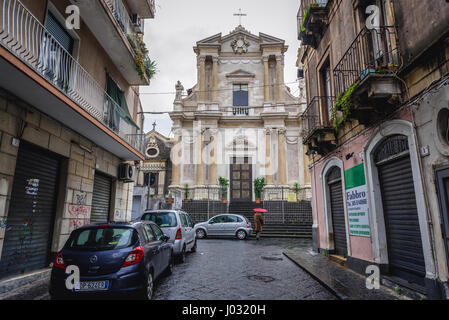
[66,227,137,251]
[142,212,177,228]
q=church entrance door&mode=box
[230,157,252,202]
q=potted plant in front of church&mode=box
[184,184,190,203]
[218,177,229,204]
[294,182,301,203]
[254,178,266,204]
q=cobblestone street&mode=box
[0,238,335,300]
[153,238,336,300]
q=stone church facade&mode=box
[169,25,311,204]
[132,127,173,219]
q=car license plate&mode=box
[75,281,109,292]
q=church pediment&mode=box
[196,33,222,45]
[222,25,260,43]
[259,32,285,44]
[225,69,256,79]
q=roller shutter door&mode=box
[0,142,60,278]
[378,154,426,286]
[90,173,112,224]
[329,180,348,257]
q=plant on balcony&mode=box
[332,81,360,131]
[218,177,229,203]
[301,1,327,33]
[128,35,158,81]
[254,178,266,204]
[301,8,309,33]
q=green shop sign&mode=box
[345,163,371,238]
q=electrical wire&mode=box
[139,81,300,95]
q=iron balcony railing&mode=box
[0,0,143,154]
[232,107,249,116]
[297,0,328,40]
[333,26,400,97]
[301,96,335,139]
[105,0,133,36]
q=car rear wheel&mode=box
[191,239,197,252]
[143,272,154,300]
[236,230,247,240]
[196,229,206,239]
[177,246,186,264]
[166,251,174,275]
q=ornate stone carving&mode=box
[278,128,286,135]
[175,81,184,101]
[146,136,160,158]
[231,36,250,54]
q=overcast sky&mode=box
[141,0,300,137]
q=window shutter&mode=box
[45,12,73,54]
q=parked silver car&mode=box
[141,210,196,263]
[194,214,253,240]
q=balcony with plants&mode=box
[0,0,145,159]
[297,0,330,48]
[332,26,402,127]
[301,96,337,156]
[69,0,153,85]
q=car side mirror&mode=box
[209,221,214,224]
[162,235,170,242]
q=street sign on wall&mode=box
[345,164,371,237]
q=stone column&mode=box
[278,128,287,186]
[158,170,166,196]
[276,55,284,102]
[198,56,206,101]
[265,128,274,185]
[171,129,182,186]
[212,57,219,101]
[263,57,270,102]
[208,129,218,186]
[195,128,204,185]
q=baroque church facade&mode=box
[169,25,310,204]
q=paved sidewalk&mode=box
[283,247,408,300]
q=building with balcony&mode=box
[0,0,155,279]
[168,25,311,220]
[298,0,449,299]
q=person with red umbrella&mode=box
[253,208,267,240]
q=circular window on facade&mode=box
[146,147,159,158]
[437,108,449,146]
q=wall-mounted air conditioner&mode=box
[119,163,135,182]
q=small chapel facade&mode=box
[169,25,310,204]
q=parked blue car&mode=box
[49,221,174,300]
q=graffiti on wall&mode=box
[25,179,39,196]
[69,219,89,233]
[67,200,91,232]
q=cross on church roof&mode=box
[233,8,247,26]
[152,122,157,131]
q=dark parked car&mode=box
[49,221,173,300]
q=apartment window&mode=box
[42,11,74,90]
[320,60,333,122]
[104,74,140,134]
[233,84,249,106]
[46,12,74,54]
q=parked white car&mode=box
[141,210,196,263]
